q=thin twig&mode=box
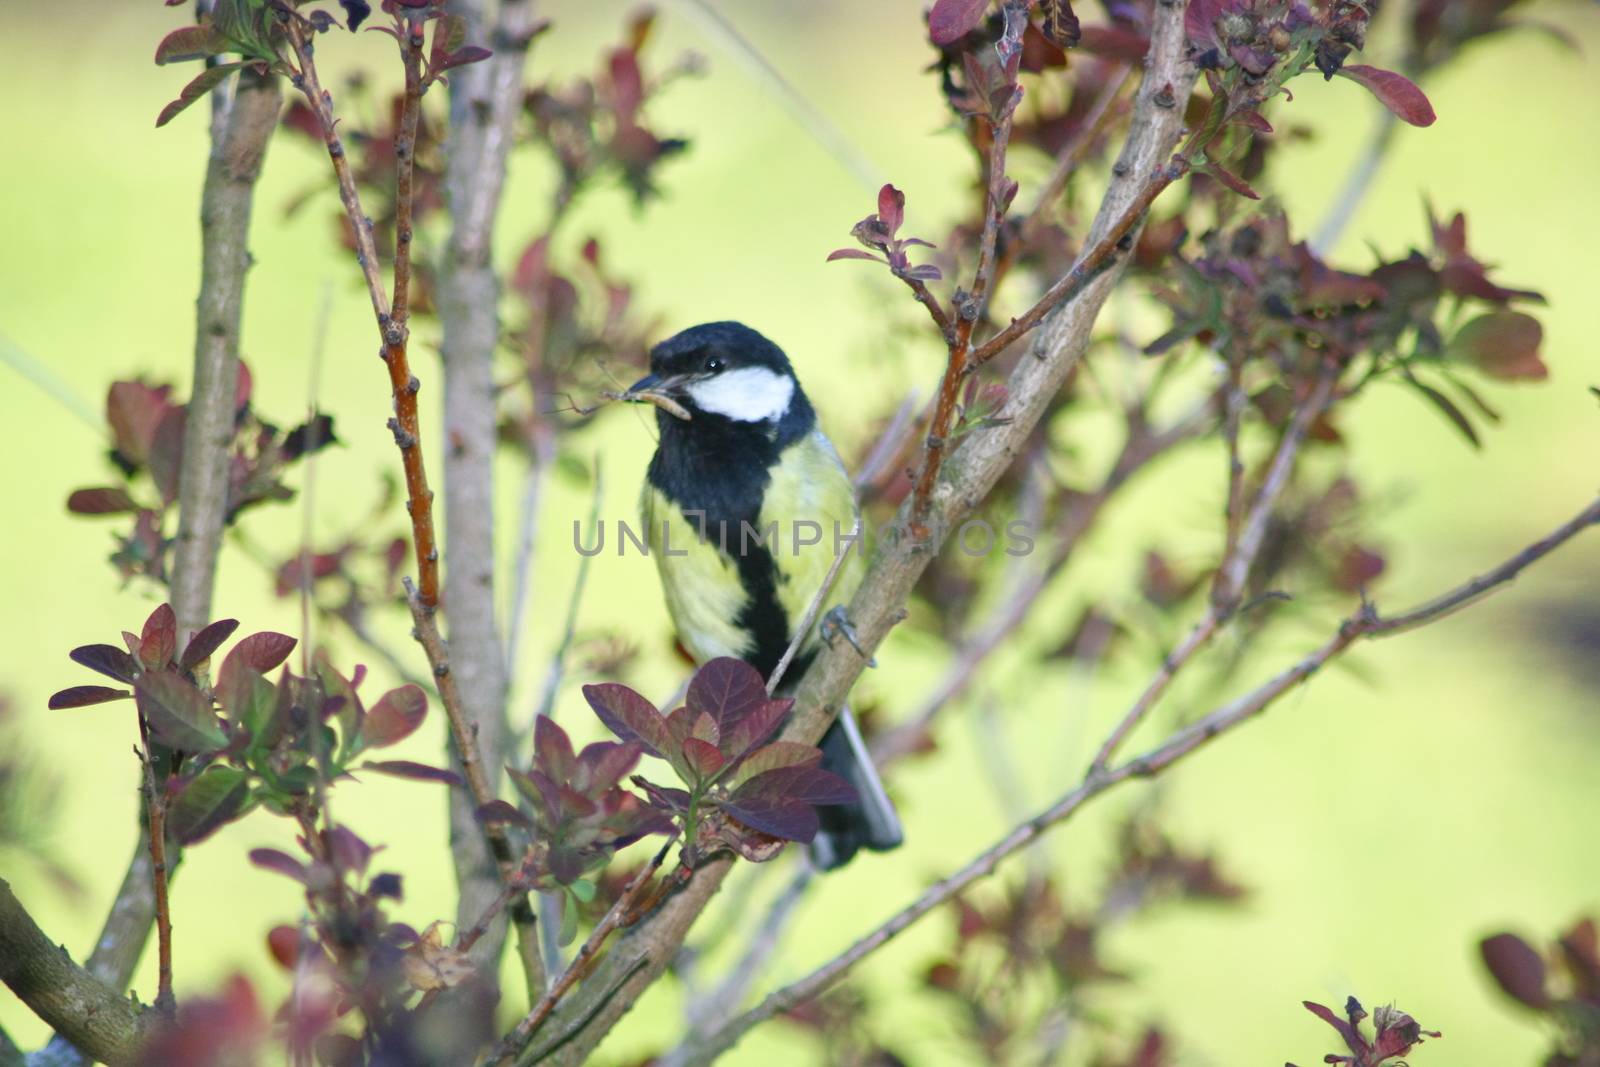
[909,1,1028,523]
[666,0,883,192]
[533,461,605,722]
[135,730,174,1014]
[679,495,1600,1064]
[967,158,1186,370]
[872,404,1212,765]
[1022,68,1135,231]
[286,18,441,607]
[488,839,676,1067]
[404,577,543,993]
[1090,369,1338,772]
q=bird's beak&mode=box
[622,373,693,421]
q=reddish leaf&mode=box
[534,715,577,781]
[266,926,301,969]
[725,766,856,842]
[573,741,641,795]
[249,847,312,884]
[169,765,249,844]
[929,0,989,46]
[722,696,792,759]
[49,685,132,710]
[729,741,820,787]
[1338,65,1436,127]
[876,184,905,236]
[433,46,492,75]
[475,799,533,828]
[363,685,427,748]
[1184,0,1226,50]
[106,381,174,464]
[682,738,725,780]
[148,407,186,505]
[323,826,373,875]
[140,603,178,669]
[1481,933,1551,1008]
[1450,311,1546,381]
[70,643,141,684]
[1199,162,1260,200]
[218,632,297,715]
[583,683,674,760]
[686,659,770,735]
[136,670,226,752]
[363,760,463,786]
[1303,1000,1367,1057]
[157,62,245,127]
[154,24,228,64]
[179,618,240,673]
[67,487,138,515]
[826,248,882,263]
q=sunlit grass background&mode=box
[2,1,1598,1063]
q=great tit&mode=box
[624,321,903,870]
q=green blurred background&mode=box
[2,1,1599,1063]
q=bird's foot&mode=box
[821,605,875,667]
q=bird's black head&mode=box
[624,322,811,431]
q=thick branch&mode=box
[534,7,1198,1060]
[681,494,1600,1064]
[437,0,538,986]
[0,880,150,1066]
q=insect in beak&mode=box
[612,373,693,421]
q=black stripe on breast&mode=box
[646,396,815,678]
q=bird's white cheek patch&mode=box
[686,367,795,422]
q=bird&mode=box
[622,320,903,870]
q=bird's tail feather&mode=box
[809,706,903,871]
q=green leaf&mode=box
[568,878,596,904]
[169,765,250,844]
[135,670,227,751]
[156,62,245,128]
[558,892,578,946]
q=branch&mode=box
[0,880,150,1066]
[285,18,441,607]
[909,0,1027,521]
[661,863,816,1066]
[73,64,282,1028]
[679,494,1600,1063]
[871,403,1210,765]
[533,6,1199,1060]
[1090,369,1338,771]
[436,0,540,986]
[487,839,676,1067]
[404,578,541,993]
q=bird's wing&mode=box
[760,430,868,660]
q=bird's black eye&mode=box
[703,356,724,373]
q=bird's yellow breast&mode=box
[641,429,866,669]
